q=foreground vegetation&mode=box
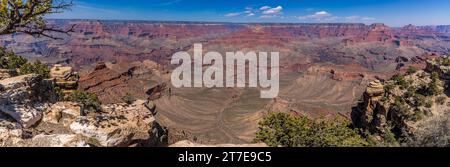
[254,112,371,147]
[67,90,102,115]
[1,47,51,78]
[256,58,450,147]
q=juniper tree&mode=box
[0,0,74,39]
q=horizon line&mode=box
[46,18,450,28]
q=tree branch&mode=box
[0,0,74,39]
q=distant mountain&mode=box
[419,25,450,34]
[1,20,449,68]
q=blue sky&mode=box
[49,0,450,26]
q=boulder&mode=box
[0,104,42,128]
[0,74,40,104]
[0,74,59,128]
[43,102,81,126]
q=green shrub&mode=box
[19,60,50,78]
[392,74,408,89]
[54,87,66,102]
[404,87,416,99]
[414,94,426,107]
[384,84,394,93]
[442,57,450,66]
[406,66,418,75]
[424,72,442,96]
[67,91,102,114]
[254,112,370,147]
[122,93,136,105]
[381,125,400,146]
[1,47,51,79]
[0,47,27,69]
[410,110,424,122]
[392,97,409,118]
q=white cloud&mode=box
[262,6,283,15]
[298,11,332,20]
[259,6,271,11]
[225,12,241,17]
[244,8,255,17]
[226,5,283,18]
[313,11,331,18]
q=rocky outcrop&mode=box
[0,74,58,128]
[366,80,385,97]
[69,100,167,147]
[39,100,167,147]
[1,72,168,147]
[0,104,44,129]
[50,64,79,92]
[2,99,168,147]
[353,61,449,141]
[352,80,388,134]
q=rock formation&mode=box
[78,61,168,104]
[50,64,79,94]
[0,72,168,147]
[0,74,58,128]
[68,100,167,147]
[352,80,388,134]
[353,57,449,141]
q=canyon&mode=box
[1,20,450,144]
